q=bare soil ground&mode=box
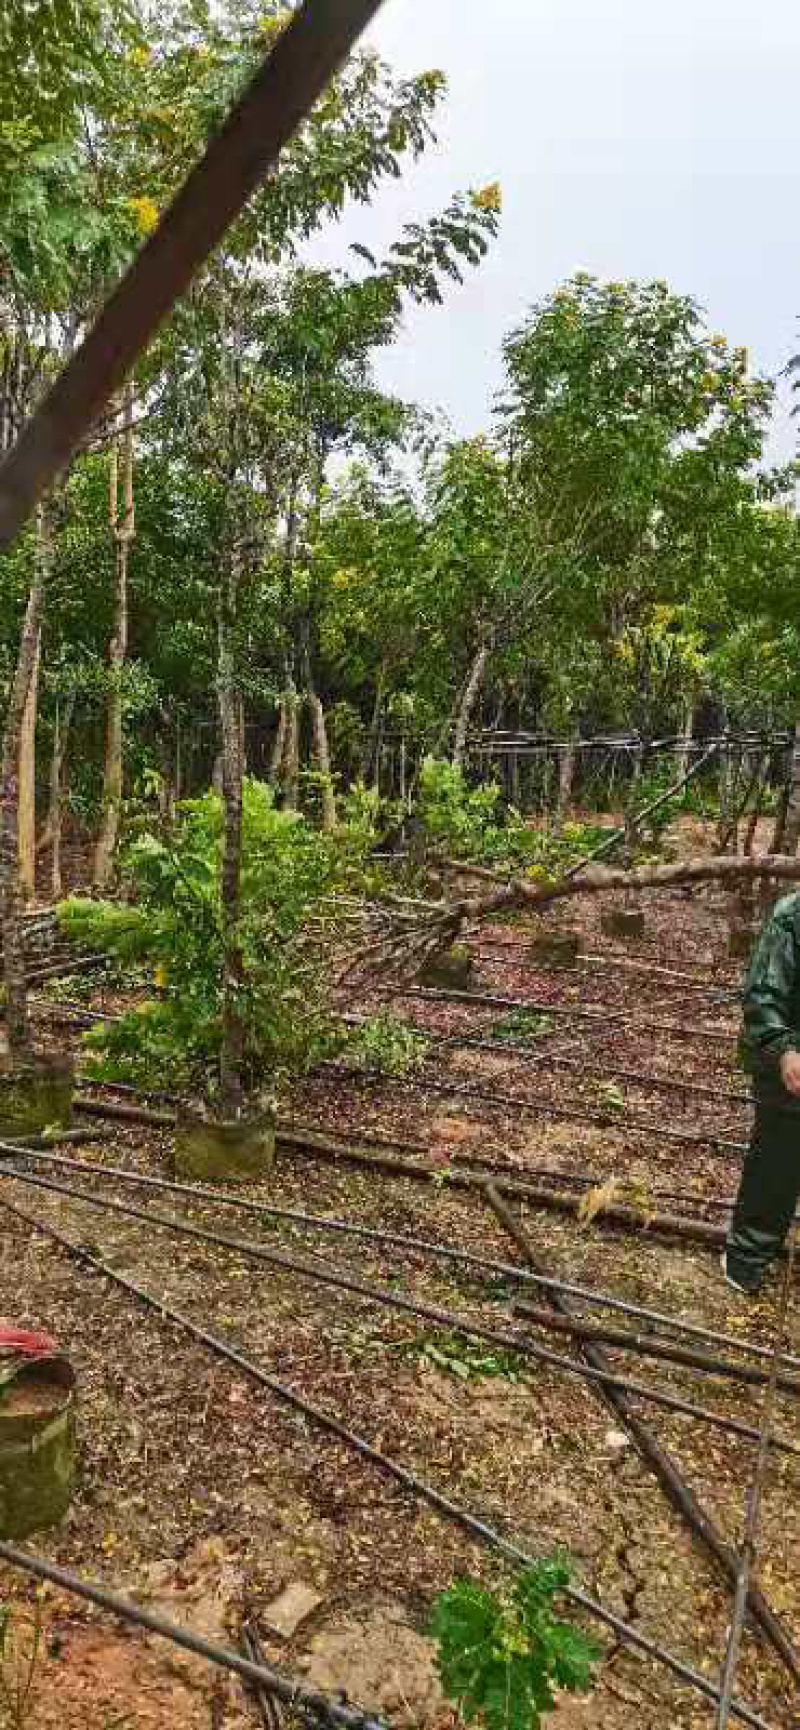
[1,841,798,1730]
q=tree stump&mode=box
[529,931,580,968]
[0,1052,73,1140]
[419,944,474,990]
[600,907,646,941]
[175,1104,276,1182]
[0,1354,76,1539]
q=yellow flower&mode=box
[471,181,502,214]
[129,195,159,237]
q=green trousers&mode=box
[727,1087,800,1285]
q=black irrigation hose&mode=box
[323,1060,748,1157]
[68,1098,734,1247]
[0,1192,772,1730]
[5,1138,794,1371]
[404,986,737,1045]
[0,1541,384,1730]
[22,1119,747,1221]
[3,1162,796,1455]
[449,1035,752,1111]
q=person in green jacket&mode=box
[725,891,800,1293]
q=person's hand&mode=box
[779,1049,800,1095]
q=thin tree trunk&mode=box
[268,700,288,787]
[17,631,41,902]
[554,736,577,833]
[361,668,385,784]
[716,728,739,854]
[452,642,490,768]
[781,721,800,856]
[743,753,769,856]
[675,699,694,777]
[308,690,337,831]
[217,543,245,1115]
[49,692,75,899]
[1,504,50,1058]
[770,769,791,856]
[282,683,300,812]
[93,382,135,890]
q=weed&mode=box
[346,1012,430,1076]
[489,1010,554,1044]
[429,1559,597,1730]
[403,1332,533,1385]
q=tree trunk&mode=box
[743,753,768,857]
[282,684,300,811]
[781,722,800,856]
[268,700,288,787]
[554,737,577,833]
[361,669,385,784]
[452,642,490,768]
[675,699,694,777]
[308,690,337,831]
[93,382,135,891]
[716,726,738,854]
[49,692,75,900]
[1,504,50,1057]
[17,631,41,902]
[217,545,245,1115]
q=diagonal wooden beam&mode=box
[0,0,385,550]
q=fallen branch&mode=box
[347,850,800,984]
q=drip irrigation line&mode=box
[466,937,737,992]
[714,1230,798,1726]
[450,1039,752,1111]
[0,1541,384,1730]
[2,1162,795,1454]
[0,1192,773,1730]
[483,1185,800,1690]
[511,1301,800,1395]
[76,1096,176,1128]
[5,1137,792,1368]
[276,1120,730,1248]
[322,1060,748,1157]
[403,986,737,1044]
[66,1099,734,1247]
[75,1074,178,1102]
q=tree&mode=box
[501,277,776,652]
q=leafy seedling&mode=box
[429,1558,598,1730]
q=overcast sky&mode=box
[310,0,799,469]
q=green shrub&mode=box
[429,1560,597,1730]
[58,780,375,1095]
[417,759,608,876]
[345,1012,430,1075]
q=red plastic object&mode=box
[0,1326,57,1358]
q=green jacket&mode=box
[740,892,800,1082]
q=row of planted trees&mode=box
[1,0,798,1135]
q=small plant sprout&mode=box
[429,1559,598,1730]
